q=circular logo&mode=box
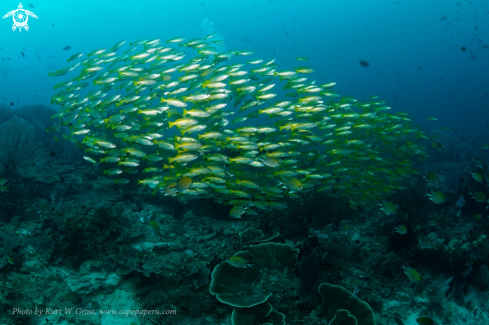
[13,9,28,27]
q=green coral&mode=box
[239,228,282,245]
[231,302,285,325]
[329,310,358,325]
[318,284,375,325]
[209,242,299,307]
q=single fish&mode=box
[456,196,465,208]
[404,265,421,283]
[149,219,164,242]
[227,256,253,268]
[395,225,408,235]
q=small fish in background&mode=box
[432,142,444,151]
[49,150,56,156]
[470,191,487,203]
[29,4,34,8]
[404,265,421,283]
[114,178,130,185]
[227,256,253,268]
[200,1,205,6]
[395,225,408,235]
[461,46,466,52]
[416,316,435,325]
[184,248,194,256]
[51,22,54,27]
[131,203,144,212]
[378,201,397,215]
[0,178,8,192]
[313,231,329,239]
[423,172,438,186]
[229,205,248,218]
[21,51,25,57]
[149,219,164,242]
[472,172,483,182]
[462,266,473,278]
[359,60,370,67]
[425,191,445,204]
[63,46,71,50]
[9,102,14,106]
[456,196,465,208]
[342,276,366,286]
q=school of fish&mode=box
[49,35,429,216]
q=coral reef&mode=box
[0,116,45,177]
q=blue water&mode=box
[2,2,489,324]
[2,0,488,138]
